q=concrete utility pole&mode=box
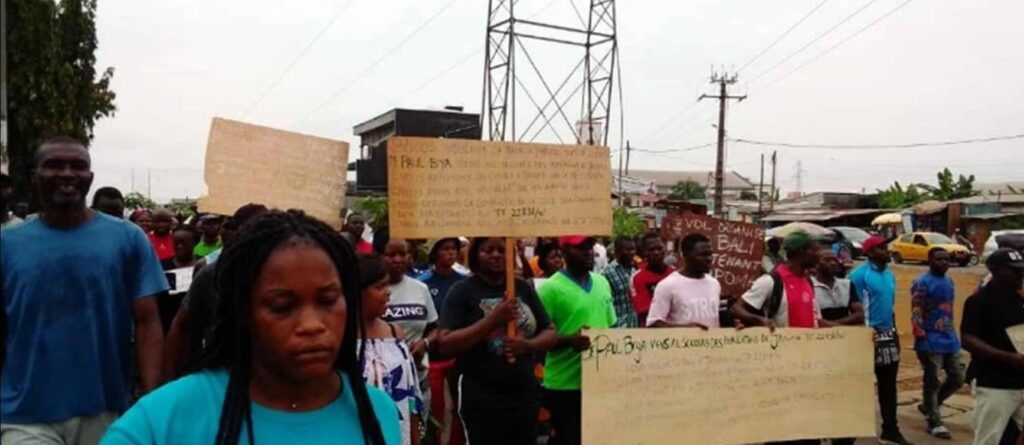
[757,153,765,216]
[624,140,632,176]
[699,71,745,217]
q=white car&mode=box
[982,229,1024,261]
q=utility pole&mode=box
[757,153,765,216]
[699,71,745,217]
[769,150,777,212]
[617,140,625,206]
[624,140,632,176]
[794,160,805,195]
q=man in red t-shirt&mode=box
[344,212,374,254]
[631,233,675,326]
[146,208,176,262]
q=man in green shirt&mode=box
[537,235,616,445]
[192,215,223,258]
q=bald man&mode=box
[1,137,168,444]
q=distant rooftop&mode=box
[614,169,755,189]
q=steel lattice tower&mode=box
[482,0,618,145]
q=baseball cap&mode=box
[426,237,460,257]
[559,235,596,248]
[782,231,825,252]
[985,248,1024,271]
[860,235,891,254]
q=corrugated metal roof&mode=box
[612,169,754,189]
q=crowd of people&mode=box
[1,136,1022,445]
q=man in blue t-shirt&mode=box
[849,235,912,445]
[1,137,169,444]
[418,238,468,313]
[910,247,965,439]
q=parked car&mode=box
[831,226,871,258]
[889,232,973,266]
[982,229,1024,262]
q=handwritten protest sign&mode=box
[199,118,349,228]
[582,327,875,445]
[661,214,765,296]
[387,137,612,238]
[1008,324,1024,353]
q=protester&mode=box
[537,236,616,445]
[419,238,468,316]
[850,235,913,445]
[346,212,375,254]
[631,232,675,326]
[12,200,30,220]
[811,248,863,445]
[535,241,565,278]
[592,238,609,273]
[193,214,223,258]
[360,254,424,445]
[910,247,965,439]
[162,204,268,379]
[130,208,153,234]
[648,233,721,329]
[601,237,640,328]
[145,208,176,262]
[383,238,439,437]
[416,237,467,443]
[961,248,1024,445]
[161,225,200,271]
[813,249,865,328]
[0,172,22,229]
[1,137,168,444]
[733,231,822,330]
[92,186,126,219]
[100,210,400,444]
[437,237,558,444]
[529,238,559,277]
[762,236,785,274]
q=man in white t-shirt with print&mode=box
[647,233,721,329]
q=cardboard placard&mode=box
[387,137,612,238]
[199,118,349,228]
[661,214,765,297]
[582,327,876,445]
[1008,324,1024,353]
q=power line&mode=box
[240,0,358,119]
[631,142,716,154]
[730,132,1024,149]
[753,0,913,95]
[293,0,460,127]
[737,0,830,73]
[748,0,882,85]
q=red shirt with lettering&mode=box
[776,265,817,328]
[631,265,676,317]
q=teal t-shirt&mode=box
[537,271,616,391]
[101,370,401,445]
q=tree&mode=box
[739,190,758,201]
[612,208,646,242]
[6,0,117,202]
[123,192,156,211]
[918,168,976,201]
[668,180,706,201]
[877,182,929,209]
[353,196,389,229]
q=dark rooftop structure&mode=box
[353,107,481,191]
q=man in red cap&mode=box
[537,235,616,445]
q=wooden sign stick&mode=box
[505,237,518,364]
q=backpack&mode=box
[758,270,814,320]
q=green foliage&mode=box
[353,196,389,228]
[123,192,156,211]
[876,182,928,209]
[6,0,117,201]
[993,216,1024,231]
[668,180,706,201]
[918,168,977,201]
[166,200,197,220]
[613,208,646,242]
[739,190,758,201]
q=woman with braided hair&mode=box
[101,210,400,445]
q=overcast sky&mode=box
[89,0,1024,202]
